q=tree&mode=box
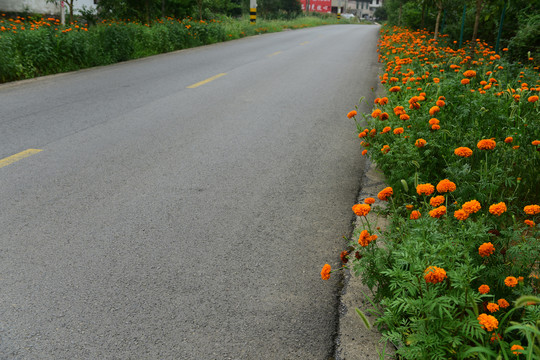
[433,0,443,40]
[46,0,75,23]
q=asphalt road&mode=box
[0,24,380,359]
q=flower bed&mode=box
[324,26,539,359]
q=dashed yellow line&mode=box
[0,149,43,169]
[187,73,227,88]
[268,51,282,57]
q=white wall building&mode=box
[334,0,382,19]
[0,0,97,16]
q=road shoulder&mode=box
[335,159,396,360]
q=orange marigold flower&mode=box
[478,284,490,294]
[415,138,427,148]
[504,137,513,143]
[352,204,371,217]
[371,109,382,118]
[528,95,539,103]
[364,197,376,205]
[487,302,500,313]
[389,86,401,92]
[393,106,405,115]
[379,112,390,120]
[410,210,421,220]
[463,70,477,77]
[361,149,368,156]
[479,242,495,257]
[347,110,357,118]
[524,205,540,215]
[462,200,481,214]
[321,264,331,280]
[431,124,441,130]
[417,183,435,196]
[436,179,456,193]
[461,78,470,85]
[532,140,540,145]
[429,106,440,115]
[382,126,391,134]
[511,345,524,356]
[424,266,447,284]
[400,114,410,120]
[436,100,445,107]
[478,313,498,331]
[454,209,469,221]
[490,333,503,343]
[393,127,404,135]
[454,147,473,157]
[497,298,510,308]
[504,276,518,287]
[430,195,445,207]
[381,145,390,154]
[379,97,389,105]
[358,230,377,247]
[340,250,349,263]
[489,202,507,216]
[406,204,414,211]
[377,187,393,201]
[409,101,421,110]
[428,118,440,125]
[524,219,536,227]
[477,139,496,150]
[429,205,447,218]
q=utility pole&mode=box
[250,0,257,23]
[60,0,65,25]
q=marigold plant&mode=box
[320,264,331,280]
[352,204,371,217]
[424,266,447,284]
[478,313,498,331]
[454,147,473,157]
[479,284,490,294]
[477,139,496,150]
[478,242,495,257]
[416,183,435,196]
[436,179,456,193]
[336,25,540,360]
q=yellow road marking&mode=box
[0,149,43,169]
[187,73,227,88]
[268,51,282,57]
[300,41,310,45]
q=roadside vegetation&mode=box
[322,24,540,360]
[0,12,355,83]
[378,0,539,64]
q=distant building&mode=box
[0,0,97,16]
[330,0,382,18]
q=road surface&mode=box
[0,24,380,359]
